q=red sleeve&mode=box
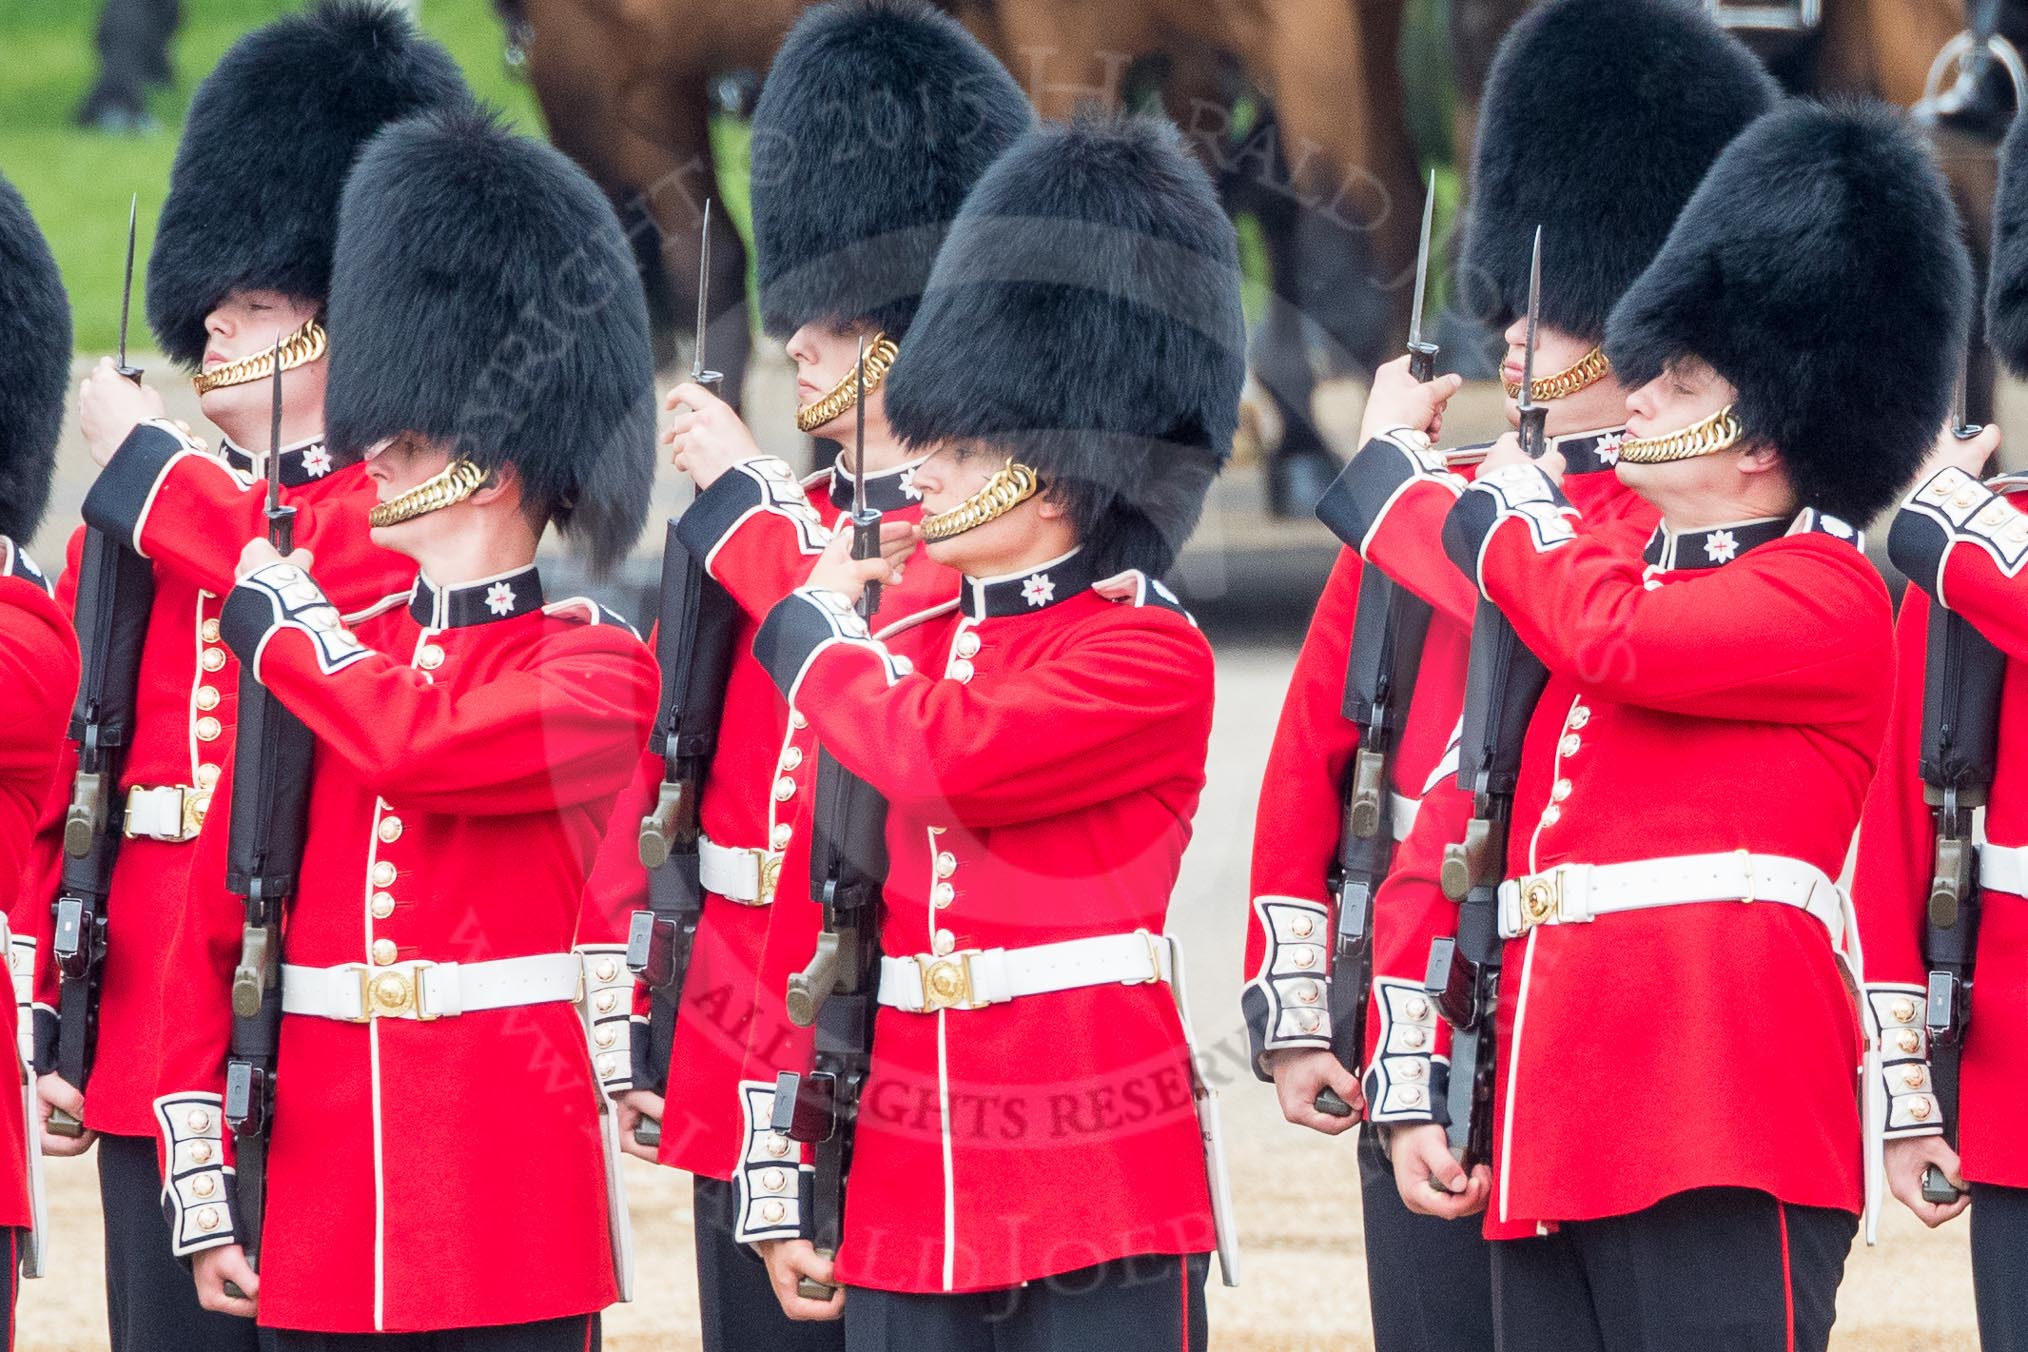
[1890,467,2028,660]
[1240,548,1359,1070]
[752,587,1211,830]
[221,562,657,817]
[1359,782,1463,1126]
[1316,432,1480,624]
[674,458,832,624]
[1456,465,1887,724]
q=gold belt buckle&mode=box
[753,849,782,906]
[1516,870,1562,934]
[180,785,210,841]
[915,951,983,1013]
[357,961,440,1021]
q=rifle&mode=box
[626,201,739,1148]
[50,195,155,1137]
[1427,227,1551,1170]
[1915,383,2004,1205]
[221,339,312,1274]
[775,342,886,1300]
[1314,173,1440,1122]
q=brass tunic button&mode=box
[1297,1010,1321,1033]
[192,1175,216,1199]
[371,938,398,966]
[190,1141,213,1165]
[195,685,220,712]
[1559,734,1581,757]
[1290,915,1314,939]
[932,930,956,956]
[202,619,222,643]
[1896,1030,1921,1055]
[761,1201,787,1225]
[955,631,981,659]
[790,711,808,731]
[1909,1097,1934,1121]
[773,776,796,802]
[1567,705,1590,730]
[1400,1060,1426,1082]
[761,1168,787,1194]
[187,1109,212,1133]
[1902,1067,1926,1090]
[196,1207,220,1232]
[948,659,975,683]
[1540,805,1562,827]
[371,861,397,889]
[596,959,619,983]
[1552,779,1572,802]
[197,763,221,789]
[595,991,617,1014]
[936,851,958,879]
[1292,947,1317,970]
[1401,1087,1425,1107]
[597,1054,616,1078]
[200,648,227,673]
[771,823,793,850]
[765,1134,792,1159]
[595,1025,618,1048]
[370,893,395,920]
[1891,998,1918,1025]
[1406,997,1430,1021]
[932,883,955,910]
[1401,1028,1427,1050]
[417,645,445,671]
[1295,981,1320,1005]
[377,816,404,843]
[781,747,803,771]
[1930,477,1954,498]
[196,716,222,742]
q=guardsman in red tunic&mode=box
[141,106,659,1347]
[744,110,1243,1349]
[1395,103,1969,1351]
[0,171,82,1339]
[573,7,1030,1346]
[34,10,467,1350]
[1858,114,2028,1349]
[1241,6,1776,1347]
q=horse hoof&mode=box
[1267,449,1341,519]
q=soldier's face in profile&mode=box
[911,441,1060,574]
[1500,316,1624,435]
[362,432,453,551]
[198,289,326,445]
[1618,357,1759,508]
[786,318,889,445]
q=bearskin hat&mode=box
[324,106,656,573]
[884,112,1245,578]
[0,174,70,544]
[1459,0,1778,340]
[146,0,470,367]
[1606,100,1971,524]
[749,0,1033,341]
[1987,114,2028,374]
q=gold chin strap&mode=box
[192,317,328,395]
[1501,344,1611,402]
[1614,405,1745,465]
[367,459,489,529]
[795,334,899,434]
[920,459,1043,542]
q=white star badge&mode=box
[1703,530,1738,564]
[1596,432,1624,466]
[485,582,517,615]
[898,467,922,501]
[1820,514,1854,539]
[302,446,333,477]
[1020,573,1055,607]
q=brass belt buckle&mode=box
[360,960,441,1021]
[753,849,782,906]
[1517,870,1562,933]
[915,951,981,1013]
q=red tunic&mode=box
[1865,466,2028,1184]
[189,559,655,1333]
[578,455,956,1239]
[39,422,412,1137]
[753,550,1217,1294]
[0,540,78,1233]
[1448,462,1885,1238]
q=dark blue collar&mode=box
[1642,517,1789,571]
[222,436,347,488]
[959,548,1097,621]
[409,566,545,629]
[829,454,928,515]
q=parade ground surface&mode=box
[14,365,2007,1349]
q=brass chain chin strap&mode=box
[920,460,1043,542]
[794,334,899,434]
[367,459,489,528]
[1614,405,1745,465]
[191,318,329,395]
[1500,344,1611,402]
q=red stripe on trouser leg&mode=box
[1779,1203,1794,1352]
[583,1314,594,1352]
[1180,1259,1189,1351]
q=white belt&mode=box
[1980,841,2028,896]
[281,953,580,1022]
[699,836,783,906]
[122,784,205,843]
[1498,851,1844,943]
[1390,792,1419,844]
[878,931,1171,1014]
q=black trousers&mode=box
[1490,1187,1855,1352]
[1971,1182,2028,1349]
[693,1175,844,1352]
[259,1316,597,1351]
[100,1131,259,1352]
[843,1253,1210,1352]
[1359,1129,1495,1351]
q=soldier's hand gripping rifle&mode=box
[220,339,311,1276]
[50,196,155,1138]
[774,341,886,1300]
[1915,383,2005,1205]
[1314,174,1441,1122]
[626,201,740,1150]
[1426,228,1553,1170]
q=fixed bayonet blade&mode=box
[1954,348,1977,437]
[692,200,714,385]
[1520,225,1542,405]
[117,194,140,380]
[854,336,867,503]
[267,333,284,513]
[1409,170,1436,352]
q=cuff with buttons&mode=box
[1244,897,1334,1075]
[731,1079,813,1245]
[154,1091,239,1256]
[1868,985,1943,1138]
[1362,978,1447,1125]
[577,945,639,1095]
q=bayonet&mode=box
[1516,226,1548,460]
[117,194,142,383]
[1406,170,1439,382]
[852,337,880,619]
[265,333,297,553]
[692,200,721,392]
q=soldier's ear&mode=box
[466,462,521,510]
[1735,442,1784,477]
